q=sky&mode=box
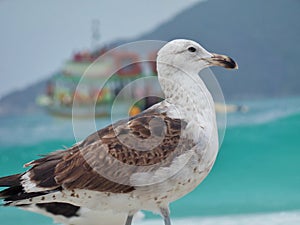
[0,0,201,98]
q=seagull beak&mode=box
[205,53,238,69]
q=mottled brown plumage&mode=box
[19,108,192,194]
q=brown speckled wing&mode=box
[26,107,193,194]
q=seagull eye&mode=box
[188,47,196,52]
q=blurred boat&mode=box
[37,49,159,118]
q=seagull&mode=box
[0,39,237,225]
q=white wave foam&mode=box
[138,211,300,225]
[0,113,112,146]
[227,96,300,127]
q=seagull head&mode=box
[157,39,238,75]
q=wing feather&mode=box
[6,104,194,197]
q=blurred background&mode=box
[0,0,300,224]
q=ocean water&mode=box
[0,97,300,225]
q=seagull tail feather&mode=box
[0,174,22,187]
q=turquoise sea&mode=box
[0,97,300,225]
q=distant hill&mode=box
[136,0,300,99]
[0,79,47,115]
[1,0,299,114]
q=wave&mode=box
[0,113,111,147]
[1,97,300,146]
[0,114,73,146]
[140,211,300,225]
[226,96,300,127]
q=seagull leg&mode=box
[125,214,133,225]
[160,207,171,225]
